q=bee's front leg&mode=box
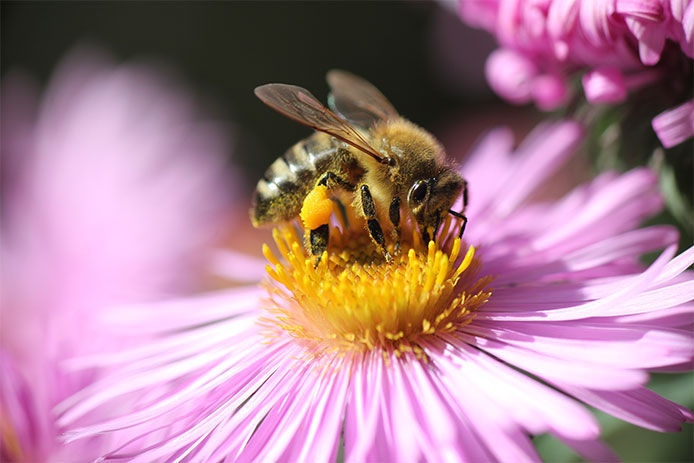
[447,209,468,239]
[389,196,401,254]
[360,184,391,262]
[446,180,469,239]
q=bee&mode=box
[250,70,468,261]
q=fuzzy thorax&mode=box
[259,218,493,358]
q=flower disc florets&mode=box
[260,218,493,358]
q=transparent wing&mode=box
[326,70,399,127]
[255,83,386,163]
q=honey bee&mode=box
[250,70,468,261]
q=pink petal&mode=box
[60,342,291,437]
[531,169,661,253]
[558,226,679,272]
[615,0,665,21]
[615,304,694,326]
[531,73,570,110]
[683,2,694,56]
[207,360,310,461]
[240,361,330,462]
[293,363,350,462]
[652,245,694,286]
[487,120,582,218]
[583,67,628,103]
[469,320,693,369]
[344,353,384,463]
[435,349,543,462]
[459,127,515,219]
[460,333,649,390]
[579,0,616,47]
[96,287,265,337]
[547,0,580,59]
[435,340,601,441]
[385,354,423,463]
[482,244,678,321]
[652,100,694,148]
[670,0,688,21]
[485,48,538,104]
[208,250,267,284]
[557,384,694,431]
[625,16,667,64]
[559,437,620,462]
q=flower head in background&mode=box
[459,0,693,148]
[0,48,236,461]
[60,121,693,462]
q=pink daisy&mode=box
[59,121,693,462]
[458,0,694,148]
[0,48,235,461]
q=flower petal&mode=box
[583,67,628,103]
[652,100,694,148]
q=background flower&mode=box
[57,121,693,462]
[459,0,692,113]
[0,48,235,461]
[457,0,694,276]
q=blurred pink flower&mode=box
[459,0,694,147]
[59,121,693,462]
[0,49,235,461]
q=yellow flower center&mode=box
[260,218,493,358]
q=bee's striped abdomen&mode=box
[251,134,339,226]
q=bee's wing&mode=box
[326,70,399,127]
[255,83,387,163]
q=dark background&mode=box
[1,1,501,185]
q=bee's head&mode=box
[406,170,464,240]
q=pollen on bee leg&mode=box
[300,185,334,230]
[258,218,494,357]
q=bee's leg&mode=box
[447,209,468,239]
[360,185,391,261]
[445,180,469,239]
[317,172,355,191]
[310,223,330,266]
[303,172,354,266]
[316,171,355,231]
[462,179,469,212]
[389,196,401,253]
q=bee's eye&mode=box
[409,180,428,205]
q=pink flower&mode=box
[59,121,693,462]
[0,49,235,461]
[459,0,694,147]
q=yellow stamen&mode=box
[259,217,493,357]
